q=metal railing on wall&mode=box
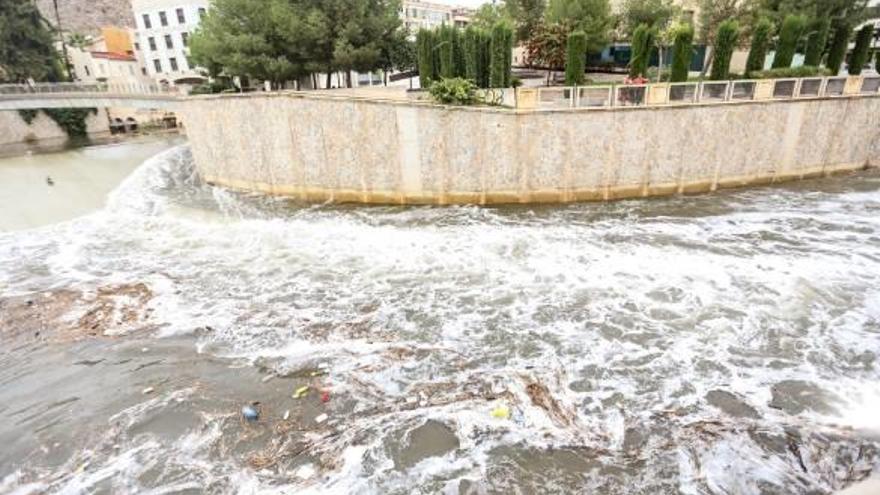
[529,75,880,110]
[0,82,177,96]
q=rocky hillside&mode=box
[36,0,134,35]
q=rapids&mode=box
[1,144,879,494]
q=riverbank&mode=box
[0,135,184,231]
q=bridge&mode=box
[0,82,181,110]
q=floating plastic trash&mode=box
[293,386,310,399]
[490,405,510,419]
[321,390,330,403]
[242,404,260,421]
[315,413,328,424]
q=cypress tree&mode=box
[452,27,466,77]
[490,22,512,88]
[876,50,880,74]
[710,20,739,81]
[479,30,492,88]
[670,24,694,83]
[803,18,831,67]
[629,24,654,78]
[772,14,807,69]
[745,18,773,75]
[565,30,587,86]
[463,27,480,83]
[438,25,455,79]
[827,21,851,75]
[849,24,874,75]
[416,29,435,88]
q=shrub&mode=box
[452,28,466,77]
[750,66,831,79]
[746,18,773,75]
[429,77,478,105]
[826,21,851,75]
[463,26,480,84]
[849,24,874,75]
[629,24,654,78]
[565,30,587,86]
[670,24,694,83]
[772,15,807,69]
[803,18,831,67]
[876,50,880,73]
[416,29,436,88]
[710,20,739,81]
[479,29,492,88]
[490,21,513,88]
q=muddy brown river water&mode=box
[1,143,879,494]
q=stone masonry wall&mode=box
[180,92,880,204]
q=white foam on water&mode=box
[1,146,880,493]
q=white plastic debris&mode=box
[314,413,328,424]
[142,387,155,395]
[283,410,290,420]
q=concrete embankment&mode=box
[180,91,880,205]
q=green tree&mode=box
[670,23,694,82]
[452,27,466,77]
[876,49,880,73]
[629,23,655,78]
[504,0,546,41]
[618,0,680,37]
[463,26,480,83]
[848,23,873,75]
[437,24,455,78]
[416,28,436,87]
[489,21,514,87]
[826,20,851,74]
[710,19,739,80]
[545,0,612,52]
[380,28,416,84]
[745,17,773,74]
[472,3,509,29]
[565,30,587,85]
[771,14,806,69]
[802,17,830,67]
[0,0,62,82]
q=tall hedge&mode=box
[746,18,773,75]
[772,15,806,69]
[565,30,587,86]
[670,24,694,83]
[416,29,435,88]
[826,21,851,75]
[849,24,874,75]
[629,24,654,78]
[876,50,880,73]
[710,20,739,81]
[438,25,455,79]
[490,22,513,88]
[803,18,831,67]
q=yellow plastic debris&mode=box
[293,386,310,399]
[490,405,510,419]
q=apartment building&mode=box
[131,0,208,84]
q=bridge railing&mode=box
[0,82,179,96]
[525,75,880,110]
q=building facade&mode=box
[131,0,208,84]
[400,1,472,31]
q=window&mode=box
[84,65,90,76]
[153,59,162,73]
[165,34,173,49]
[134,41,140,50]
[142,13,151,29]
[159,11,168,26]
[181,32,189,47]
[198,7,206,19]
[176,7,185,24]
[141,67,147,75]
[148,36,156,51]
[169,57,178,71]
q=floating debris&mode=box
[293,386,310,399]
[295,464,316,479]
[261,375,274,383]
[490,405,510,420]
[242,404,260,422]
[142,387,155,395]
[283,410,290,421]
[321,390,331,403]
[315,413,328,424]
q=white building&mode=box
[401,1,471,31]
[131,0,208,84]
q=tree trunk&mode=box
[326,70,332,89]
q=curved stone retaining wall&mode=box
[180,91,880,204]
